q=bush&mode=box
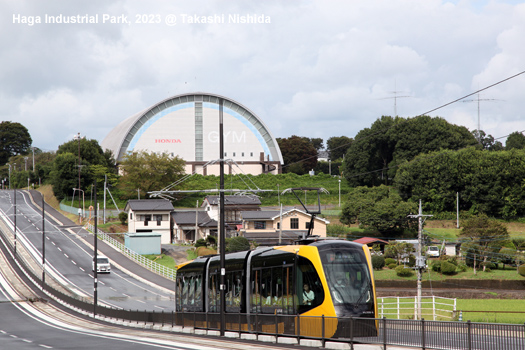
[385,258,396,266]
[446,256,458,266]
[372,255,385,270]
[206,235,217,247]
[395,266,414,277]
[457,263,468,272]
[388,263,397,269]
[118,211,128,225]
[518,264,525,277]
[431,260,442,272]
[195,238,207,248]
[196,246,216,256]
[441,261,457,275]
[226,236,251,253]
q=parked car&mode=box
[426,246,440,258]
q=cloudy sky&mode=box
[2,0,525,152]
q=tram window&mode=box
[251,269,261,313]
[225,271,242,312]
[251,265,294,314]
[181,277,189,306]
[297,256,324,313]
[176,277,183,311]
[194,275,203,308]
[209,273,219,312]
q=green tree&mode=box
[460,215,509,273]
[50,153,80,199]
[506,131,525,150]
[57,137,112,168]
[326,136,353,161]
[343,115,476,187]
[226,236,251,252]
[302,137,324,152]
[343,116,398,187]
[394,147,525,218]
[277,135,318,174]
[340,185,418,237]
[0,121,32,165]
[384,242,415,264]
[473,130,504,151]
[118,151,185,198]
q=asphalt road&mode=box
[0,190,175,312]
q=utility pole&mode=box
[218,98,226,336]
[408,200,432,320]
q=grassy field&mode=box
[143,254,177,269]
[374,265,523,281]
[378,297,525,323]
[456,299,525,323]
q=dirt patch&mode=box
[162,245,192,264]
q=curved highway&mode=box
[0,190,175,312]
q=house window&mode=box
[129,213,133,220]
[233,152,236,157]
[155,215,162,226]
[290,218,299,229]
[277,222,280,229]
[254,221,266,229]
[143,214,151,226]
[242,152,244,157]
[250,152,253,157]
[306,221,314,229]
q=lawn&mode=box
[456,299,525,324]
[374,265,523,281]
[143,254,177,269]
[377,297,525,323]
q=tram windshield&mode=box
[320,247,373,306]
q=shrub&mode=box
[385,258,396,266]
[195,238,207,248]
[226,236,251,253]
[441,261,457,275]
[457,263,468,272]
[388,263,397,269]
[431,260,442,272]
[206,235,217,247]
[196,246,216,256]
[518,264,525,277]
[395,266,414,277]
[118,211,128,225]
[372,255,385,270]
[446,256,458,266]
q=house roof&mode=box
[353,237,390,245]
[241,211,280,220]
[204,195,261,206]
[171,211,216,226]
[125,199,174,212]
[241,208,330,224]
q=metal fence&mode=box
[84,223,176,281]
[379,296,457,320]
[1,225,525,350]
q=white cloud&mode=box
[1,0,525,151]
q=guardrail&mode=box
[84,223,176,281]
[379,296,457,320]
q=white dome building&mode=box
[101,93,283,175]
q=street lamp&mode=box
[73,188,85,224]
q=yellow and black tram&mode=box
[175,239,378,338]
